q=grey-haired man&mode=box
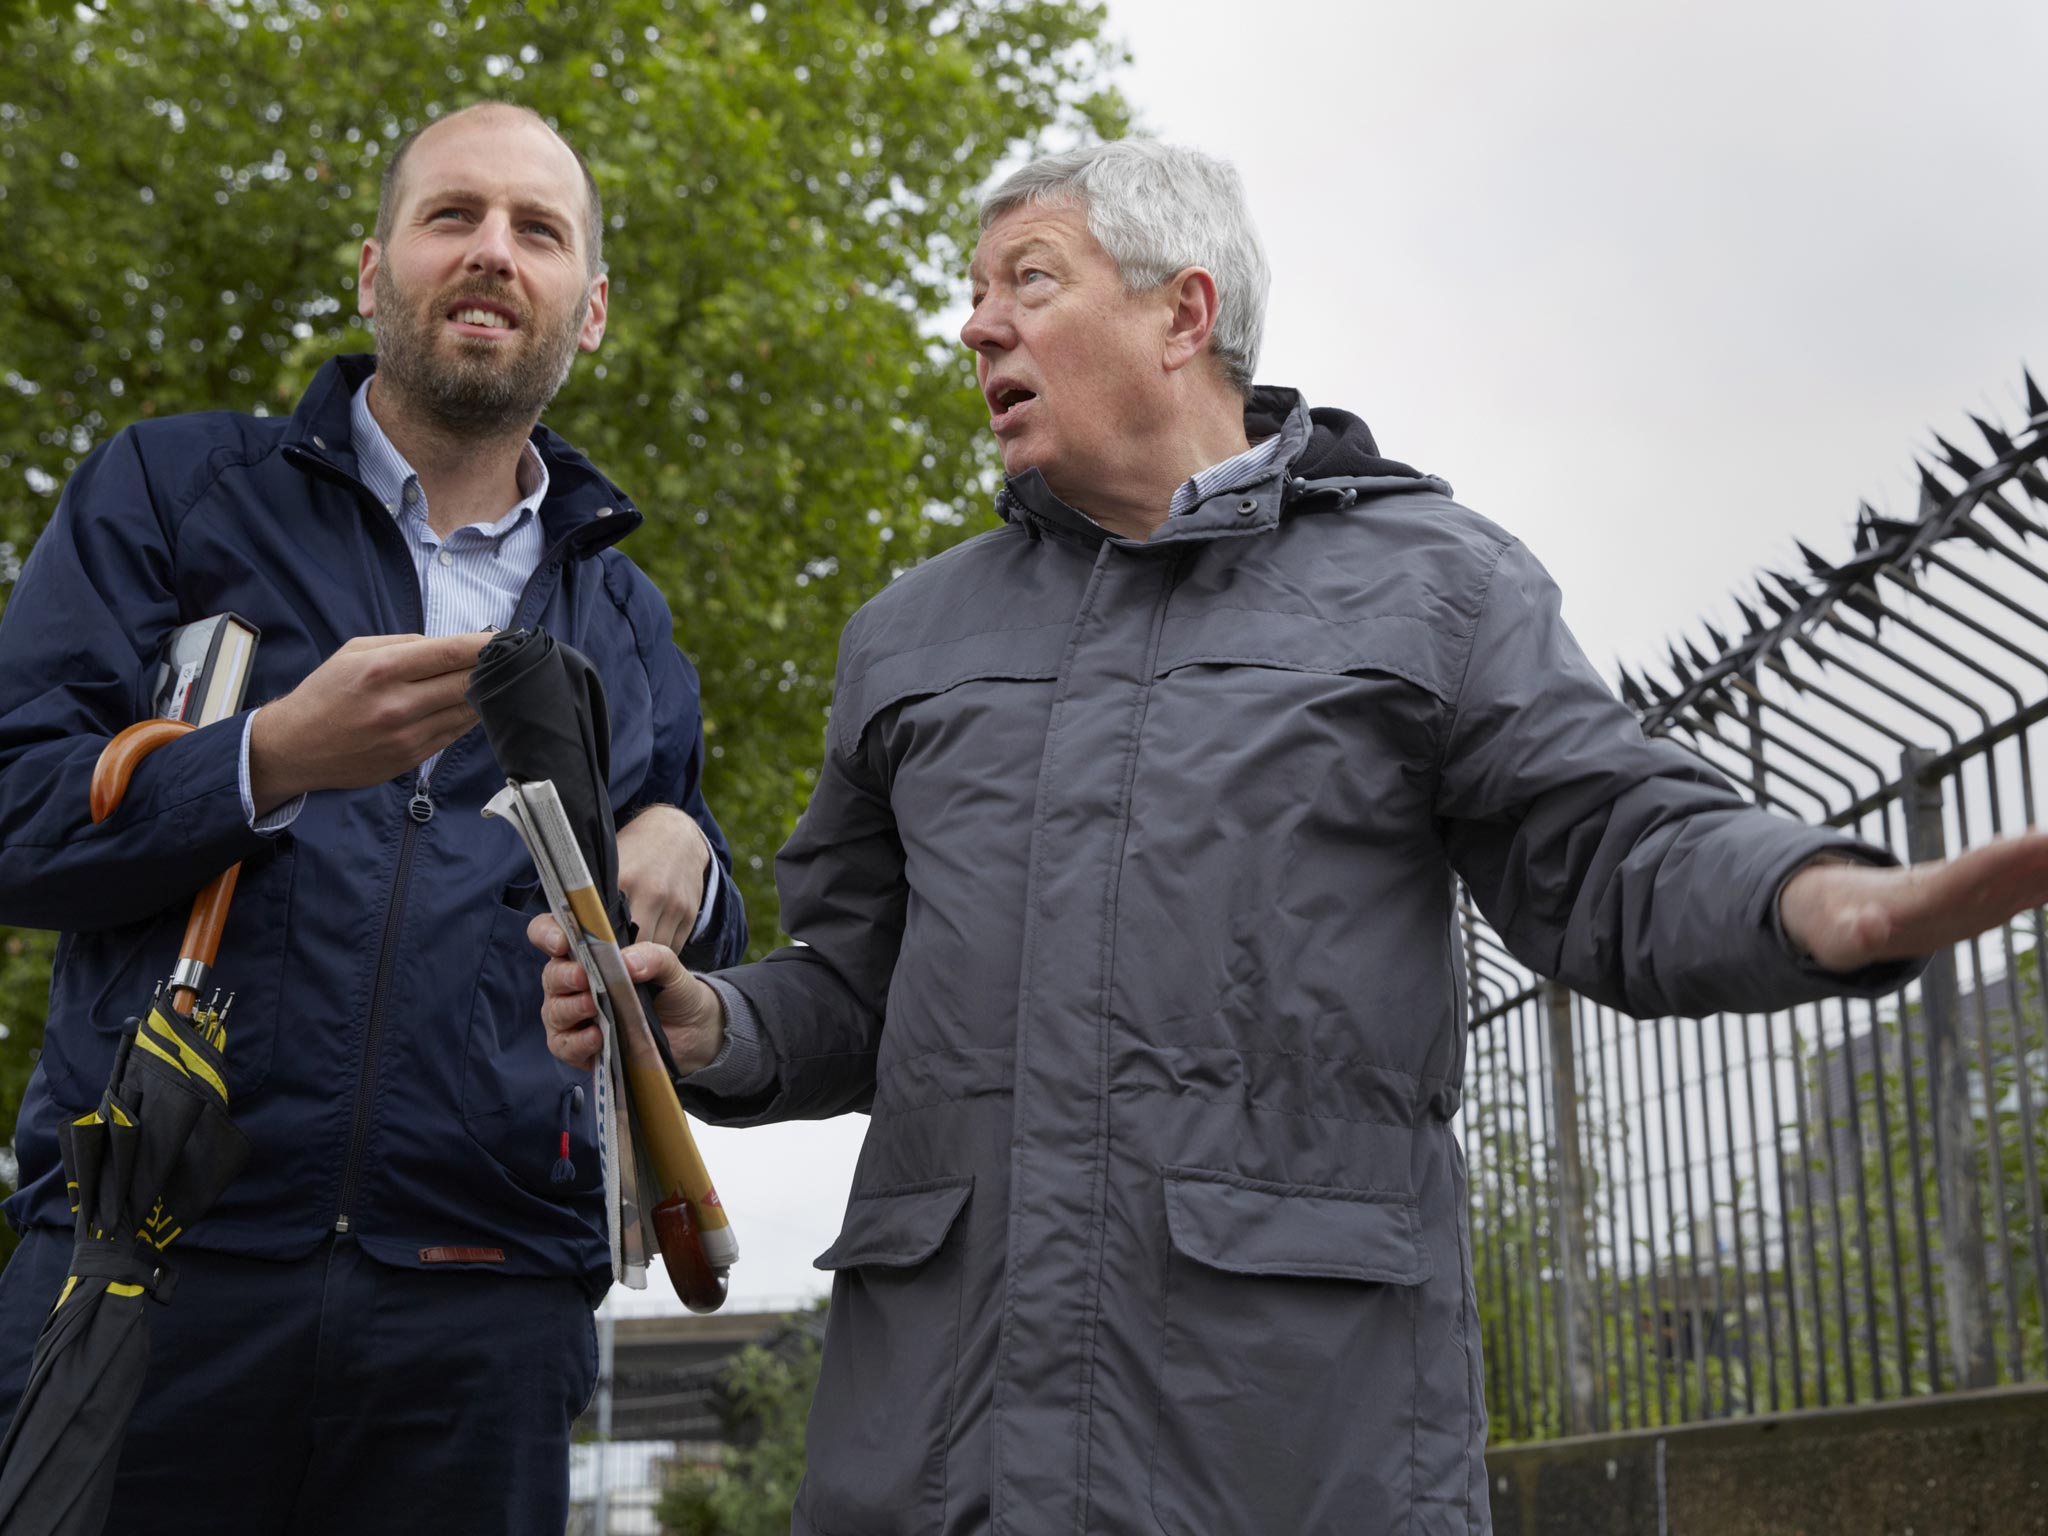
[538,140,2048,1535]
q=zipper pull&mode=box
[408,776,435,825]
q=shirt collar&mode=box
[1168,434,1284,518]
[348,377,549,536]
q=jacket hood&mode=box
[1245,386,1431,486]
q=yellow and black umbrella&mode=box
[0,722,250,1536]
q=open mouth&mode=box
[986,383,1037,429]
[446,300,519,336]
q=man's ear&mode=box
[1160,266,1221,375]
[357,240,381,322]
[578,272,609,353]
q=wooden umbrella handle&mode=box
[90,718,243,1015]
[90,718,196,824]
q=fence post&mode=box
[1901,747,1996,1389]
[1544,979,1600,1432]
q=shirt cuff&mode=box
[688,852,723,943]
[685,976,775,1099]
[239,709,305,834]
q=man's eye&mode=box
[430,207,471,222]
[524,222,562,241]
[1019,268,1046,284]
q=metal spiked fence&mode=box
[1462,370,2048,1442]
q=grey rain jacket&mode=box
[687,390,1911,1535]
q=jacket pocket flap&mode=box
[1154,608,1460,705]
[833,625,1070,758]
[814,1177,972,1271]
[1162,1168,1433,1286]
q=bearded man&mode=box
[0,102,745,1533]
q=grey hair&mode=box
[979,139,1270,395]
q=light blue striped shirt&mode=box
[1169,434,1283,517]
[239,379,719,936]
[348,378,550,789]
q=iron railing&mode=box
[1461,370,2048,1442]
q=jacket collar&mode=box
[993,387,1423,550]
[280,354,641,560]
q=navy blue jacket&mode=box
[0,355,746,1291]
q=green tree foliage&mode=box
[0,0,1126,1230]
[657,1322,821,1536]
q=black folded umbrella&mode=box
[0,999,250,1535]
[468,626,632,932]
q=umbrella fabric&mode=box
[468,627,682,1074]
[467,628,626,923]
[0,1002,249,1535]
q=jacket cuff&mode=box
[683,976,776,1099]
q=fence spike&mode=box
[1703,621,1729,653]
[1970,412,2015,459]
[1735,596,1766,636]
[1769,570,1811,605]
[2026,366,2046,420]
[1917,460,1958,503]
[1795,539,1835,577]
[1957,516,2004,553]
[1933,433,1984,480]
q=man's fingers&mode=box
[544,1017,602,1070]
[632,897,691,956]
[621,941,686,993]
[541,954,592,1000]
[410,699,481,754]
[527,913,569,958]
[338,632,425,653]
[373,630,495,682]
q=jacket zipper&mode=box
[331,544,574,1235]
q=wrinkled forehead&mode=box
[968,200,1095,284]
[396,110,585,218]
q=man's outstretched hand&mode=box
[527,913,726,1075]
[1780,831,2048,973]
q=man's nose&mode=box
[464,211,518,278]
[959,297,1009,353]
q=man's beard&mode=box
[372,265,587,435]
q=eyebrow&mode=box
[969,236,1062,286]
[415,187,580,237]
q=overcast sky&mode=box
[610,0,2048,1318]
